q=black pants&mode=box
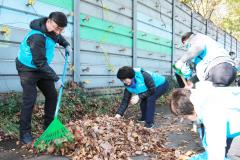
[175,74,199,88]
[18,72,57,135]
[140,80,169,124]
[175,73,185,88]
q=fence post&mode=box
[190,11,193,32]
[224,32,226,49]
[236,40,238,59]
[132,0,137,67]
[205,19,208,35]
[171,0,176,76]
[73,0,80,82]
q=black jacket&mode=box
[116,71,158,116]
[16,18,70,81]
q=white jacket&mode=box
[180,34,234,80]
[190,81,240,160]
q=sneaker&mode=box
[144,123,154,128]
[20,132,33,144]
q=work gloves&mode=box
[55,79,64,89]
[174,60,192,79]
[65,45,73,56]
[130,95,139,105]
[115,95,140,119]
[115,114,121,119]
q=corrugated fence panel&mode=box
[0,0,73,92]
[232,38,237,53]
[78,0,132,88]
[136,0,172,76]
[192,13,206,34]
[207,21,217,40]
[225,33,231,52]
[217,29,225,48]
[80,0,132,27]
[173,1,191,63]
[237,42,240,58]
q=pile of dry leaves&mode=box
[0,129,12,142]
[36,115,176,160]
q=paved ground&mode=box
[0,105,239,160]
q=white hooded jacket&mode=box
[180,34,234,80]
[190,81,240,160]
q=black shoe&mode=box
[20,132,33,144]
[144,123,154,128]
[137,117,145,122]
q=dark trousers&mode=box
[175,73,185,88]
[205,62,236,87]
[140,80,168,124]
[18,72,57,135]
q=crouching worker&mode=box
[170,81,240,160]
[114,66,168,128]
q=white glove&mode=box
[181,63,191,75]
[55,79,63,89]
[175,60,184,70]
[115,114,121,119]
[130,95,140,105]
[65,45,73,56]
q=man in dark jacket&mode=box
[114,66,168,128]
[16,12,72,144]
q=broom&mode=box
[34,52,74,150]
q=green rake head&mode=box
[34,118,74,151]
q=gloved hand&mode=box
[181,63,192,79]
[65,45,73,56]
[55,79,63,89]
[115,114,121,119]
[175,60,184,70]
[130,95,139,105]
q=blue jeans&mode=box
[140,80,169,124]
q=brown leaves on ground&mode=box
[0,129,12,142]
[37,115,176,160]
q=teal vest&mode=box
[192,47,207,65]
[126,68,166,94]
[18,30,56,68]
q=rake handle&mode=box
[54,53,69,118]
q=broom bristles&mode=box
[34,118,74,149]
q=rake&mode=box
[34,52,74,150]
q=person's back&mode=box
[196,34,233,76]
[175,32,236,86]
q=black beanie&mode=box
[49,11,68,27]
[117,66,135,80]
